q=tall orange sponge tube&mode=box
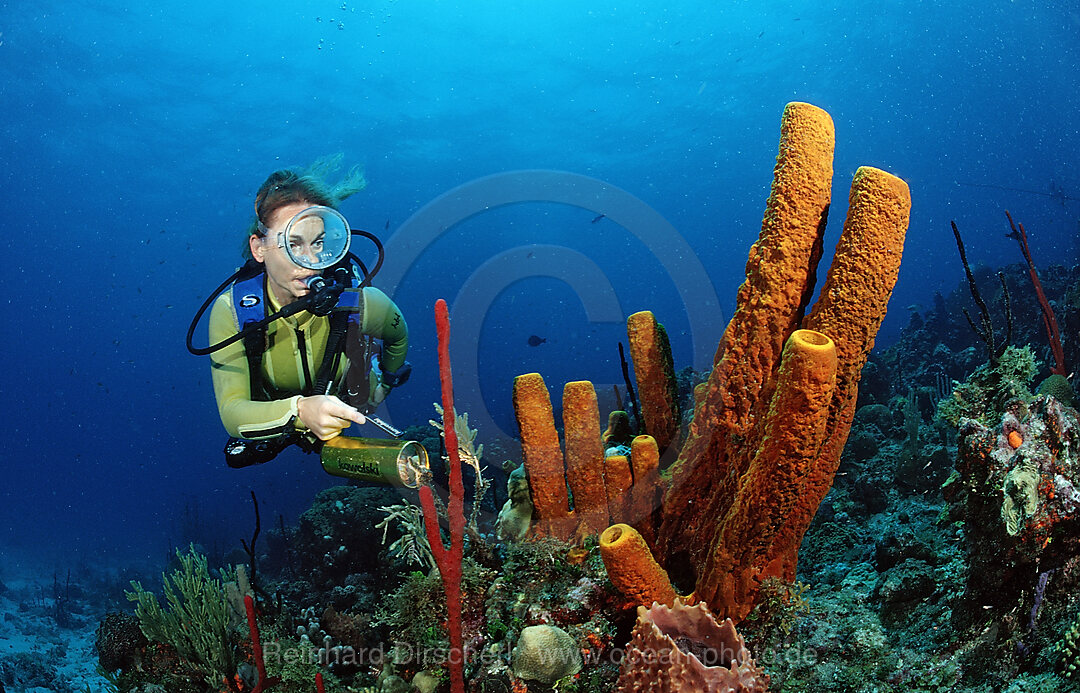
[513,373,575,539]
[653,105,910,623]
[628,435,663,543]
[697,329,837,620]
[658,101,836,575]
[765,166,911,582]
[562,381,609,534]
[626,311,681,458]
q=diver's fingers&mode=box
[298,395,364,439]
[324,396,367,426]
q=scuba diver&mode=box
[187,162,415,473]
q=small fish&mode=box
[527,335,546,347]
[385,219,390,230]
[591,214,606,224]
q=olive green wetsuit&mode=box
[209,280,408,439]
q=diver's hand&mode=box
[296,395,366,440]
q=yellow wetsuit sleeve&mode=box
[208,291,303,439]
[362,287,409,371]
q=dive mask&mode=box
[257,205,351,270]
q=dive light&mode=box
[320,436,431,488]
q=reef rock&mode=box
[947,395,1080,625]
[952,396,1080,555]
[617,599,769,692]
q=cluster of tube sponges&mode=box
[511,308,679,543]
[511,102,911,628]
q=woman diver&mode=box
[188,158,410,467]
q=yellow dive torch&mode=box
[320,436,431,488]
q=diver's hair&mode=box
[243,153,367,257]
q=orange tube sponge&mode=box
[659,101,835,569]
[599,524,678,608]
[562,381,609,534]
[766,166,910,580]
[628,435,662,542]
[604,454,634,525]
[696,329,837,620]
[513,373,574,539]
[626,311,681,458]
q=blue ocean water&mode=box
[0,0,1077,573]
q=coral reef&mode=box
[107,102,1080,692]
[777,252,1080,691]
[292,485,405,591]
[616,599,769,692]
[937,345,1038,427]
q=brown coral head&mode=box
[617,599,769,692]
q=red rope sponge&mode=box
[417,298,466,693]
[243,594,281,693]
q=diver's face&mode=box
[250,202,321,306]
